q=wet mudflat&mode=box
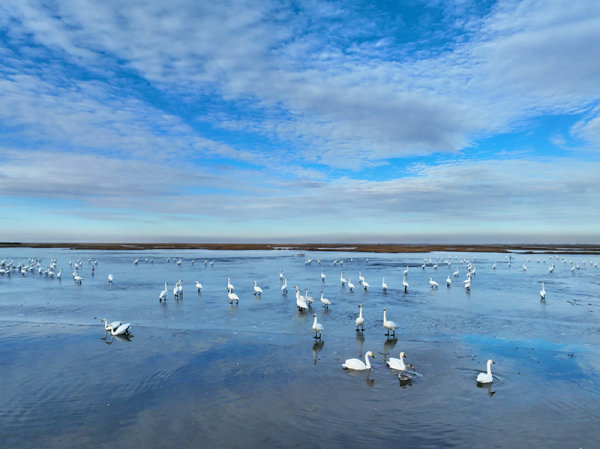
[1,248,599,448]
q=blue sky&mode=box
[0,0,599,243]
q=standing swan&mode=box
[477,359,495,384]
[429,278,438,289]
[195,281,203,292]
[253,281,263,296]
[403,276,409,292]
[108,273,113,283]
[159,283,168,302]
[312,314,324,339]
[383,308,398,337]
[348,278,355,291]
[540,283,546,300]
[342,351,375,370]
[382,277,387,291]
[319,291,331,308]
[227,287,239,304]
[356,304,365,331]
[281,278,289,294]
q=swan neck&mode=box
[487,361,493,375]
[365,354,371,368]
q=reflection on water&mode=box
[1,248,600,448]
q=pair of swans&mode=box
[101,319,131,336]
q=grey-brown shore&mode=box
[1,242,599,254]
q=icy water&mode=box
[1,248,599,449]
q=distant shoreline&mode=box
[1,242,599,254]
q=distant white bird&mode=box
[159,283,168,301]
[362,279,370,290]
[429,278,438,289]
[108,273,113,283]
[173,283,180,297]
[358,272,365,284]
[342,351,374,370]
[403,266,409,276]
[492,262,496,269]
[228,287,239,304]
[195,281,203,292]
[321,271,326,281]
[253,281,263,296]
[134,258,138,265]
[477,359,495,384]
[403,276,409,292]
[74,274,83,284]
[356,304,365,331]
[383,308,398,337]
[523,263,527,271]
[279,270,284,281]
[340,271,346,286]
[281,278,289,294]
[446,276,451,286]
[382,277,387,291]
[348,278,355,291]
[453,268,459,277]
[540,283,546,300]
[319,291,331,308]
[56,268,62,280]
[312,314,324,340]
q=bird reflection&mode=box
[356,331,365,357]
[365,370,375,387]
[476,382,496,397]
[312,340,325,365]
[102,331,133,345]
[398,372,413,388]
[381,337,398,364]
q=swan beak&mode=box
[492,360,495,364]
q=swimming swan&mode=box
[477,359,495,384]
[342,351,375,370]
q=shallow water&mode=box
[1,249,599,448]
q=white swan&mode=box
[281,278,289,294]
[403,276,409,292]
[56,268,62,280]
[295,287,308,312]
[356,304,365,331]
[321,271,326,281]
[362,279,369,290]
[173,283,180,297]
[304,288,314,306]
[228,287,239,304]
[358,272,365,284]
[453,268,459,277]
[387,352,408,370]
[159,282,168,301]
[312,314,324,339]
[382,277,387,291]
[101,319,121,331]
[111,323,131,336]
[348,278,355,291]
[540,283,546,300]
[404,266,409,276]
[319,291,331,308]
[108,273,113,283]
[342,351,375,370]
[477,359,495,383]
[446,276,451,286]
[279,270,284,281]
[383,308,398,337]
[340,272,346,286]
[253,281,263,296]
[429,278,438,288]
[74,274,83,284]
[195,281,203,292]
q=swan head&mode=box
[367,351,375,358]
[313,314,316,317]
[400,352,406,358]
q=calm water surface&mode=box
[0,249,599,448]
